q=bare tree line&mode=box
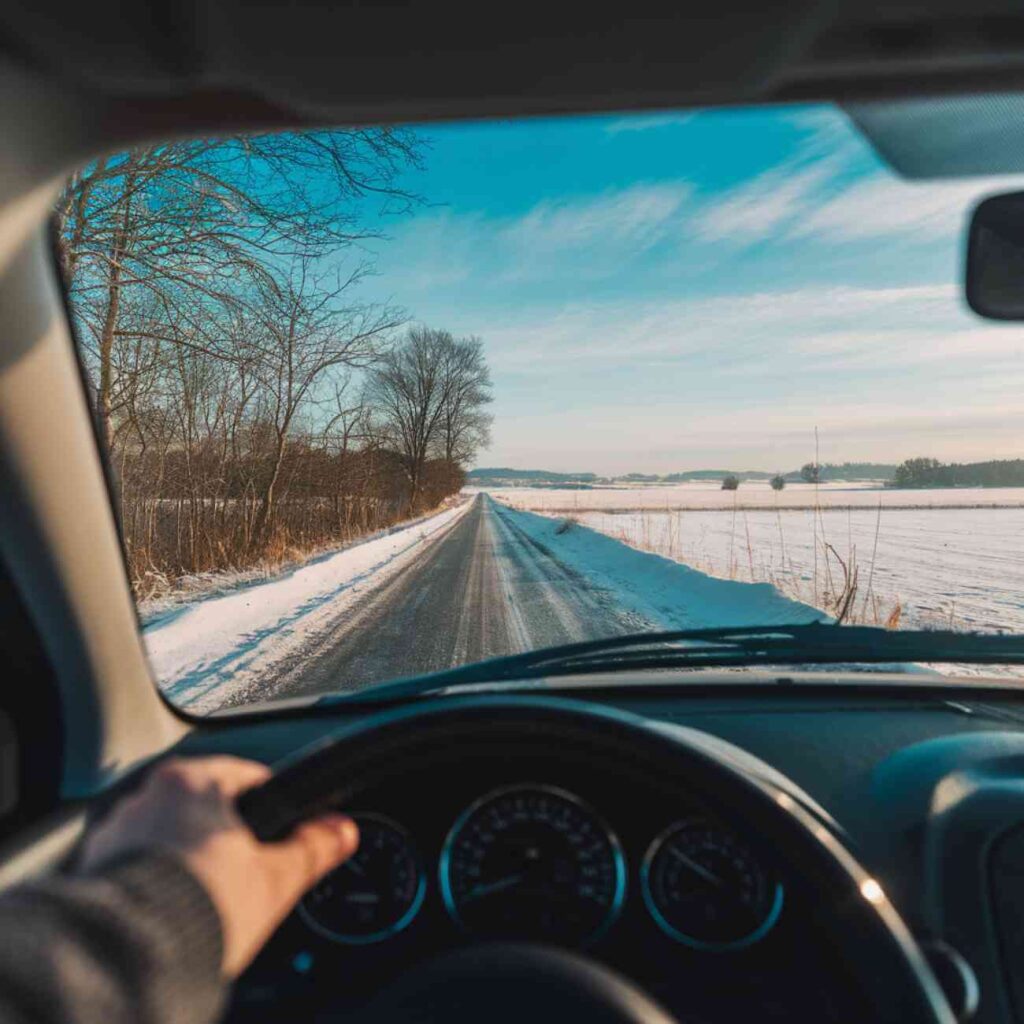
[56,131,491,599]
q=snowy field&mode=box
[481,480,1024,511]
[490,487,1024,679]
[140,484,1024,715]
[559,506,1024,635]
[492,483,1024,642]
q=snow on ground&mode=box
[137,502,471,622]
[142,483,1024,715]
[144,502,470,711]
[498,497,1024,680]
[563,506,1024,635]
[497,504,825,631]
[485,480,1024,511]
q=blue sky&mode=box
[354,104,1024,474]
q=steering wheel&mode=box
[236,696,955,1024]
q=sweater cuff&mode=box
[87,852,226,1021]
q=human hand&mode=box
[79,755,359,977]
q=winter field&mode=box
[140,481,1024,714]
[491,482,1024,676]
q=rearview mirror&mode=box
[966,191,1024,320]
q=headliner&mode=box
[4,0,1024,176]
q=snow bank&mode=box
[145,502,470,710]
[493,502,825,631]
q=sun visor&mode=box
[844,94,1024,179]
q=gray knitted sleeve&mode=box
[0,853,226,1024]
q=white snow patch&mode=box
[144,502,470,711]
[492,502,825,631]
[521,503,1024,681]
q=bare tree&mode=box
[366,327,493,512]
[365,327,453,511]
[54,128,493,598]
[438,335,493,465]
[57,129,422,450]
[244,257,403,545]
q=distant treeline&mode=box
[468,468,597,484]
[470,462,898,486]
[888,458,1024,488]
[473,459,1024,490]
[789,462,897,482]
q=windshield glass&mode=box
[59,102,1024,713]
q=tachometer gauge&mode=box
[642,818,783,950]
[299,814,425,944]
[440,785,626,945]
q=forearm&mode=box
[0,854,226,1024]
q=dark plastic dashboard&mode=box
[173,684,1024,1023]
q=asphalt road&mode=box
[269,494,641,698]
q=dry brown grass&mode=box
[593,505,910,629]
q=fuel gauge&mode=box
[641,818,783,951]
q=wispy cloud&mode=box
[685,104,1024,249]
[792,174,1024,243]
[485,282,976,373]
[602,112,697,135]
[500,182,691,254]
[373,209,480,290]
[682,111,859,248]
[690,159,838,243]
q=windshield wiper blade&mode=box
[321,623,1024,704]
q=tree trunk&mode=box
[96,260,122,454]
[253,430,288,550]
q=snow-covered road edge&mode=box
[494,503,943,675]
[491,502,825,630]
[145,500,471,711]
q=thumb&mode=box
[264,814,360,901]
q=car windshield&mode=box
[59,102,1024,714]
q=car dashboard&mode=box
[170,684,1024,1023]
[230,732,837,1022]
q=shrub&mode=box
[721,474,740,491]
[770,474,786,492]
[800,462,821,484]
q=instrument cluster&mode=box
[298,783,783,952]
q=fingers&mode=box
[223,815,359,977]
[263,814,360,899]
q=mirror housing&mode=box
[966,191,1024,320]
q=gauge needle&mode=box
[343,858,366,877]
[669,847,725,888]
[463,874,524,901]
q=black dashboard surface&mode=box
[174,686,1024,1023]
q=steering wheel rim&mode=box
[340,943,681,1024]
[236,695,955,1024]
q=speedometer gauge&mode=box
[299,814,425,944]
[642,818,783,950]
[439,785,626,944]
